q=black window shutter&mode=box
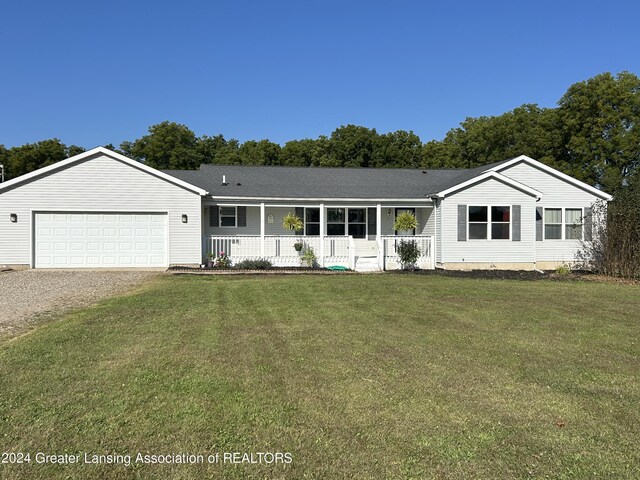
[367,208,376,236]
[457,205,467,241]
[237,206,247,227]
[536,207,543,241]
[584,207,592,241]
[210,206,219,227]
[512,205,521,241]
[295,207,304,235]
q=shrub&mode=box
[234,258,273,270]
[555,263,571,276]
[397,239,420,270]
[577,191,640,279]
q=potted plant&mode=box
[206,253,215,268]
[300,245,317,268]
[282,212,303,232]
[214,251,232,269]
[282,212,304,253]
[394,211,418,233]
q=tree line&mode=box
[1,71,638,194]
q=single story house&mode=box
[0,147,611,271]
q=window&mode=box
[219,207,236,227]
[468,206,510,240]
[491,206,510,240]
[348,208,366,238]
[468,206,488,239]
[305,208,320,236]
[326,208,345,236]
[565,208,583,240]
[544,208,562,239]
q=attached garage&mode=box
[34,212,167,268]
[0,147,208,269]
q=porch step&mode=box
[355,255,380,272]
[353,239,378,257]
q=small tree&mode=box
[576,193,640,279]
[394,211,418,233]
[397,239,421,270]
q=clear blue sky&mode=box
[1,0,639,149]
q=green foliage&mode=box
[282,212,303,232]
[557,71,640,192]
[301,245,317,267]
[396,239,421,270]
[394,211,418,232]
[0,139,85,180]
[555,263,572,276]
[121,121,204,169]
[234,258,273,269]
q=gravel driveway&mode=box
[0,270,160,339]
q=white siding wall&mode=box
[441,178,536,263]
[500,161,604,263]
[0,154,202,265]
[206,206,261,236]
[418,207,435,236]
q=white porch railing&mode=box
[205,235,432,270]
[380,235,434,270]
[205,235,353,268]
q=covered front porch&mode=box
[202,201,435,271]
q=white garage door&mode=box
[34,212,167,268]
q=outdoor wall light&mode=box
[10,213,17,223]
[387,209,392,216]
[182,214,188,223]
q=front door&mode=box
[395,208,415,236]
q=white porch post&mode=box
[319,203,325,267]
[376,203,382,270]
[260,202,265,257]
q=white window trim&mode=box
[467,205,512,241]
[219,206,237,228]
[543,207,584,241]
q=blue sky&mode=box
[1,0,639,149]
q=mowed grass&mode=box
[0,275,639,479]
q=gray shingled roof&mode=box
[163,159,513,199]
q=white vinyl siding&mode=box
[0,154,201,265]
[441,178,535,263]
[499,161,600,263]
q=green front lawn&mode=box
[0,275,638,479]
